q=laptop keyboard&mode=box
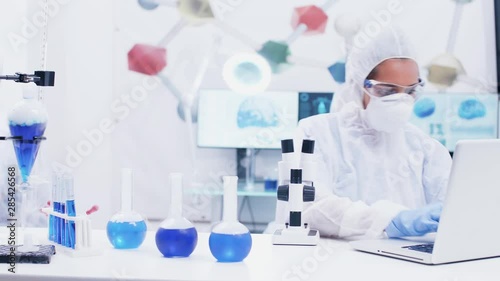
[402,243,434,254]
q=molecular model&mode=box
[127,0,349,122]
[426,0,488,92]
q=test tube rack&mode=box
[40,208,101,257]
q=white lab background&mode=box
[0,0,496,229]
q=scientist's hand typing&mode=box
[385,203,442,238]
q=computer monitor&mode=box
[409,93,499,152]
[197,89,334,149]
[298,92,334,121]
[198,90,498,153]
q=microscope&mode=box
[272,139,320,246]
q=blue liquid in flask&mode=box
[9,122,47,183]
[209,232,252,262]
[156,227,198,257]
[107,220,147,249]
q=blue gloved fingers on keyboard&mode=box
[413,218,439,234]
[385,203,443,238]
[428,203,443,222]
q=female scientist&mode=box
[299,27,452,238]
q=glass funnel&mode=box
[6,85,48,229]
[7,84,47,190]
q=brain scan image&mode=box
[414,98,436,118]
[458,99,486,120]
[237,96,279,128]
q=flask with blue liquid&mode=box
[106,168,147,249]
[155,173,198,257]
[209,176,252,262]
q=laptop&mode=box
[350,139,500,264]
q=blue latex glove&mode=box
[385,203,443,238]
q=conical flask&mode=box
[106,168,147,249]
[155,173,198,257]
[209,176,252,262]
[8,84,47,187]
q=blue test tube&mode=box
[49,173,57,241]
[54,176,61,244]
[64,173,76,249]
[60,180,66,247]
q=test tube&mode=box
[60,178,66,247]
[75,220,83,250]
[54,176,61,244]
[49,173,57,241]
[65,173,76,248]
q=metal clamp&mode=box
[0,71,55,86]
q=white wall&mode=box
[1,0,497,229]
[0,1,28,131]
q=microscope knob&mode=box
[277,185,289,201]
[303,185,315,202]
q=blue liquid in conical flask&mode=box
[9,122,46,183]
[209,232,252,262]
[155,227,198,257]
[107,220,147,249]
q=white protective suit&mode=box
[292,27,452,239]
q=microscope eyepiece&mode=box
[301,139,315,154]
[281,139,294,154]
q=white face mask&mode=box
[364,93,415,133]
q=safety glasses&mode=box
[364,79,424,98]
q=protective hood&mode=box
[331,26,418,112]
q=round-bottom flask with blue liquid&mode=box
[155,173,198,257]
[107,211,147,249]
[107,169,147,249]
[156,218,198,257]
[209,221,252,262]
[209,176,252,262]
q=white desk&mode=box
[1,228,500,281]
